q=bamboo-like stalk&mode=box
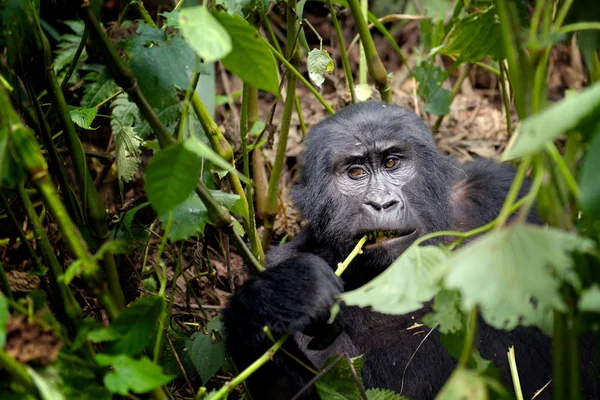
[261,0,301,250]
[326,0,356,103]
[346,0,392,103]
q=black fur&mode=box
[222,102,598,399]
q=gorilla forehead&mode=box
[304,102,435,158]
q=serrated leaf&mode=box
[340,246,447,314]
[366,388,409,400]
[136,101,181,138]
[214,12,279,94]
[111,94,140,129]
[442,7,503,62]
[579,127,600,221]
[503,82,600,160]
[145,141,203,216]
[308,48,334,87]
[81,65,120,108]
[189,319,227,383]
[179,6,232,63]
[579,284,600,312]
[422,290,464,334]
[315,355,364,400]
[0,294,8,348]
[114,126,143,183]
[443,224,595,330]
[96,354,173,395]
[103,296,165,356]
[436,367,488,400]
[160,10,180,28]
[69,107,97,129]
[413,61,451,115]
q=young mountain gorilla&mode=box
[223,102,598,399]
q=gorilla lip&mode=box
[360,228,418,248]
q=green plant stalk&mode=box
[326,0,356,103]
[241,84,264,263]
[0,192,46,277]
[262,39,335,114]
[78,0,262,272]
[457,307,478,368]
[494,0,531,118]
[554,0,574,28]
[346,0,392,103]
[60,29,89,89]
[0,349,39,397]
[134,0,157,28]
[499,62,513,137]
[293,95,307,136]
[529,0,546,44]
[335,236,367,276]
[366,12,409,71]
[208,334,288,400]
[433,63,473,131]
[545,143,581,201]
[559,22,600,34]
[358,0,367,85]
[0,261,13,301]
[495,156,531,227]
[153,212,173,364]
[16,186,82,324]
[24,77,83,226]
[507,347,525,400]
[177,61,201,142]
[38,33,125,309]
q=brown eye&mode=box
[348,167,366,178]
[384,156,400,169]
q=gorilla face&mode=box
[293,102,455,277]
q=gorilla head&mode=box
[293,102,454,280]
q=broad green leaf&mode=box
[189,319,227,383]
[145,141,203,216]
[184,135,250,184]
[56,355,111,400]
[366,388,409,400]
[69,107,98,129]
[0,294,8,348]
[214,12,279,94]
[96,354,173,395]
[579,285,600,312]
[435,367,488,400]
[413,61,451,115]
[179,6,232,63]
[579,127,600,221]
[123,24,195,110]
[315,355,364,400]
[441,7,504,62]
[443,224,595,330]
[307,48,334,87]
[93,296,164,356]
[422,290,464,334]
[503,82,600,160]
[111,94,139,129]
[81,65,120,108]
[162,331,197,378]
[340,246,447,314]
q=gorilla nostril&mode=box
[381,199,398,210]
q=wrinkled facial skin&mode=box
[293,102,455,281]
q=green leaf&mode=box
[145,141,203,216]
[443,224,595,330]
[189,319,227,383]
[422,290,464,334]
[123,24,196,110]
[579,285,600,312]
[111,94,139,129]
[56,354,111,400]
[0,294,8,348]
[579,127,600,221]
[54,21,88,80]
[315,355,364,400]
[413,61,451,115]
[214,12,279,94]
[160,10,180,28]
[307,48,334,87]
[93,240,130,261]
[136,101,181,138]
[114,126,143,183]
[81,65,120,108]
[503,82,600,160]
[365,388,409,400]
[441,7,504,62]
[105,296,164,356]
[184,135,249,184]
[27,367,66,400]
[340,246,447,314]
[179,6,232,63]
[69,107,97,129]
[436,367,488,400]
[96,354,173,395]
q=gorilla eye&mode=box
[348,166,366,178]
[383,156,400,169]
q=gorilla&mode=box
[222,102,598,399]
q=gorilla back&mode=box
[223,102,598,399]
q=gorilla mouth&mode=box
[360,228,418,248]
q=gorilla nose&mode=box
[364,195,401,212]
